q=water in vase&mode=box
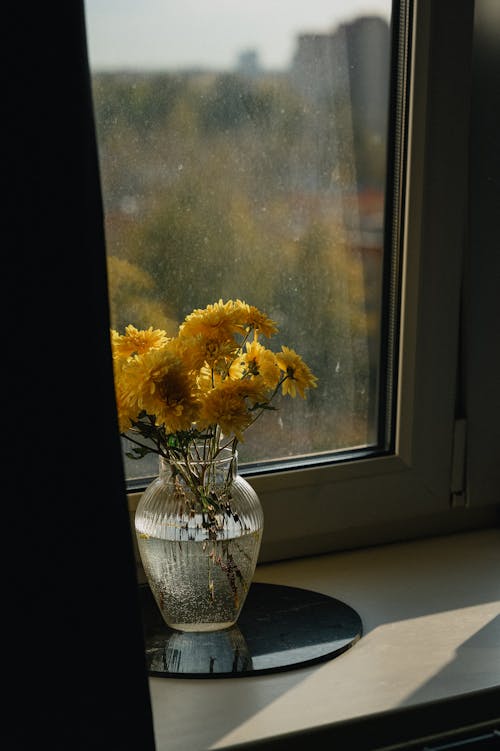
[137,530,262,631]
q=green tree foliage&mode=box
[93,73,184,137]
[106,256,178,334]
[199,73,274,132]
[92,69,384,463]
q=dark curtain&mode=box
[6,4,156,749]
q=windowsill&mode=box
[148,528,500,750]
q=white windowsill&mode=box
[148,527,500,751]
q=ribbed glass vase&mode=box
[135,447,263,632]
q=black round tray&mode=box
[140,581,362,678]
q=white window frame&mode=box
[127,0,498,565]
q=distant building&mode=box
[236,49,261,78]
[291,16,390,140]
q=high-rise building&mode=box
[291,16,390,141]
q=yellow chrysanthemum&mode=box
[179,332,239,372]
[111,325,169,360]
[197,378,268,441]
[151,363,200,433]
[275,346,318,399]
[238,302,278,339]
[114,389,138,433]
[179,299,244,341]
[196,365,224,394]
[112,302,316,453]
[178,300,248,371]
[229,340,280,389]
[112,358,141,432]
[119,343,199,432]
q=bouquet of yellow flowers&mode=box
[111,299,317,506]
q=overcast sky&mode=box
[84,0,391,71]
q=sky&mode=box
[84,0,391,72]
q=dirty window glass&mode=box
[84,0,393,481]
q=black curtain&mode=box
[6,4,156,749]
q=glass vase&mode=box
[135,447,263,632]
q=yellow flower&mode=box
[178,300,247,370]
[229,340,280,389]
[119,342,200,432]
[111,300,317,454]
[197,365,224,393]
[275,346,318,398]
[115,392,138,433]
[111,325,169,360]
[152,362,200,433]
[239,302,278,339]
[197,378,268,441]
[112,357,141,432]
[179,332,239,372]
[179,299,244,341]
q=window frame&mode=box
[127,0,498,564]
[464,0,500,510]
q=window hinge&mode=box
[450,417,468,507]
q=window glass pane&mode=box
[84,0,393,481]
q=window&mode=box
[84,0,498,563]
[85,0,394,478]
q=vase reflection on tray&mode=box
[147,624,253,675]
